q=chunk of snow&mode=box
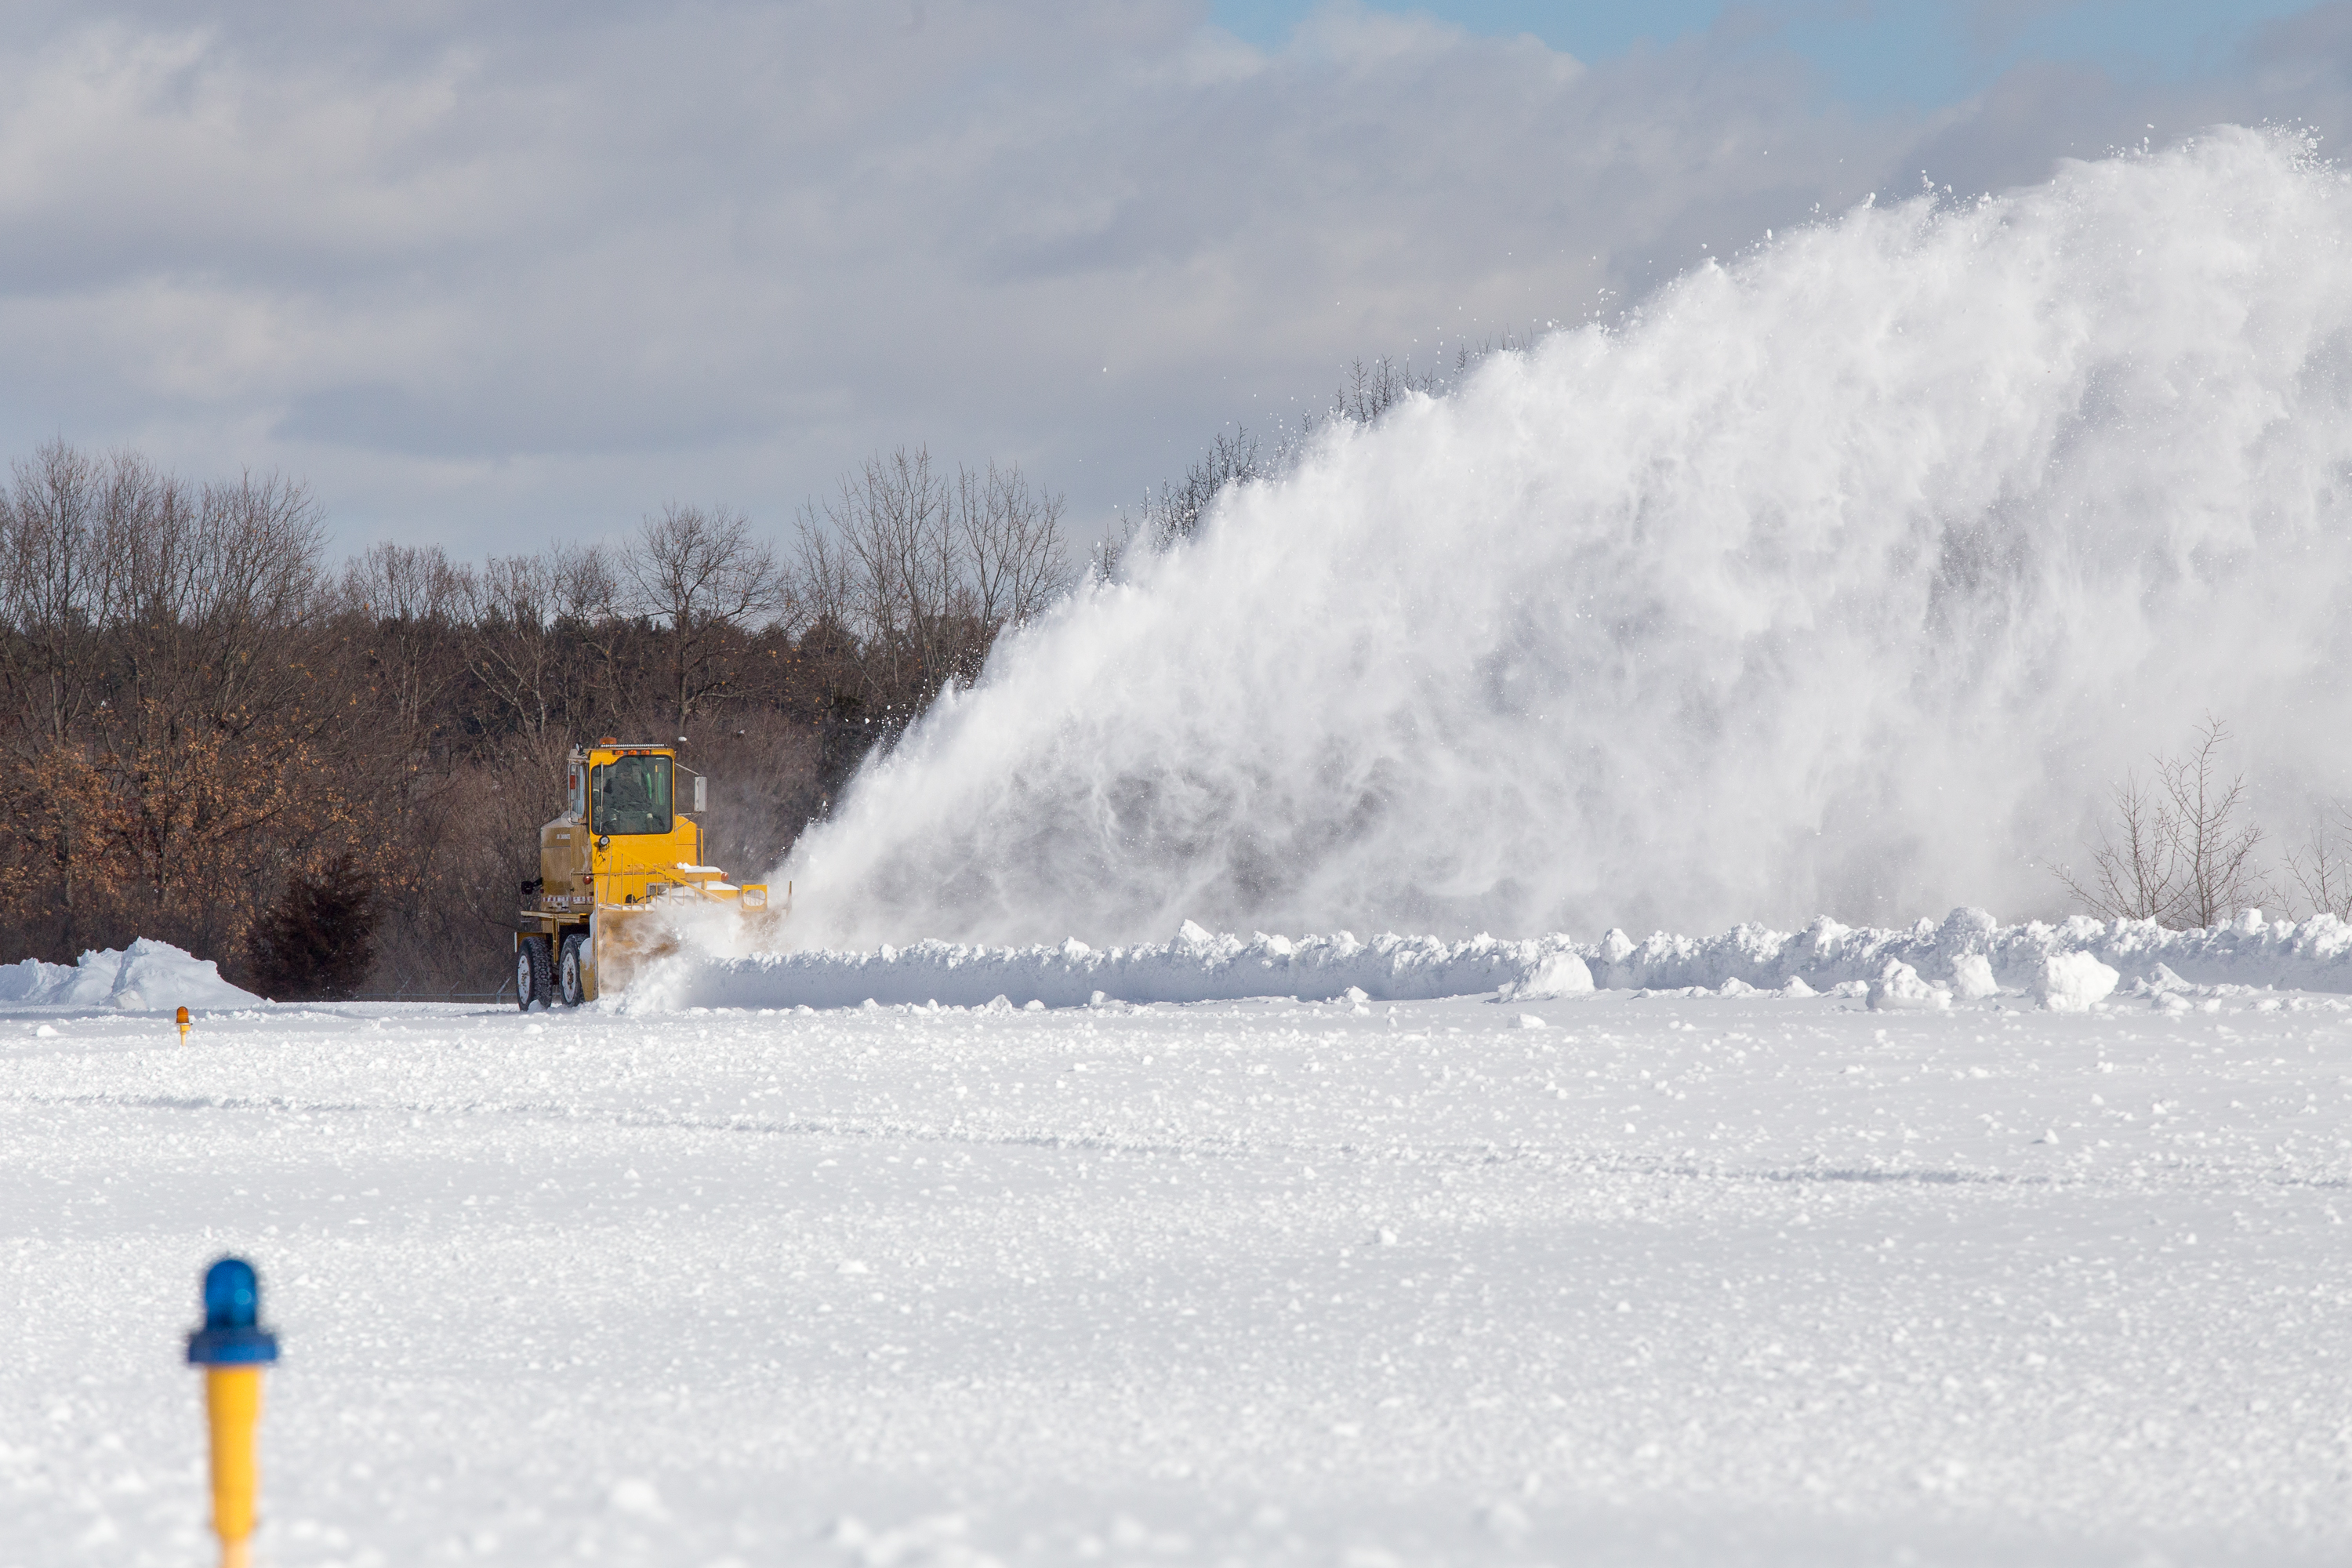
[1950,952,1999,1000]
[1515,1014,1548,1029]
[1867,960,1951,1011]
[2034,953,2119,1012]
[1514,947,1595,1000]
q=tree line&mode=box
[0,440,1071,996]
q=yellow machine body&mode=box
[515,742,780,1003]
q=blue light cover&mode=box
[186,1257,281,1366]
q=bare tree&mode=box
[2058,716,2267,928]
[0,439,122,949]
[956,459,1073,630]
[621,504,793,730]
[1327,354,1439,426]
[550,541,637,721]
[2164,717,2266,927]
[1140,426,1266,550]
[342,542,474,753]
[2058,773,2185,924]
[800,447,964,713]
[2281,807,2352,921]
[0,438,116,747]
[790,521,859,634]
[466,552,562,739]
[798,447,1073,728]
[105,470,337,926]
[122,469,332,738]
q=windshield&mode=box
[590,754,672,836]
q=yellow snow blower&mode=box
[514,739,781,1007]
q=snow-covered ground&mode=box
[4,951,2348,1566]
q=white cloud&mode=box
[0,1,2343,556]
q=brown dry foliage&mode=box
[0,440,1071,993]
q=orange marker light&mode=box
[177,1005,191,1043]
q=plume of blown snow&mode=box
[779,128,2352,949]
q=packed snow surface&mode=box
[5,973,2347,1565]
[0,938,258,1012]
[778,127,2352,949]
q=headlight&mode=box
[740,885,768,909]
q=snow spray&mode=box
[782,127,2352,947]
[186,1258,280,1568]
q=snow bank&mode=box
[627,924,1588,1013]
[0,939,259,1012]
[624,906,2352,1013]
[1582,906,2352,998]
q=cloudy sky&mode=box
[3,0,2348,559]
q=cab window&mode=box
[590,754,672,836]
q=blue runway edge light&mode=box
[187,1258,280,1366]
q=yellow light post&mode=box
[177,1005,191,1044]
[187,1258,280,1568]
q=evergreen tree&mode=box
[245,852,378,1000]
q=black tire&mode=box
[558,933,588,1007]
[516,935,553,1011]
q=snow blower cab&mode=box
[514,739,779,1008]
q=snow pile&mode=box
[625,906,2352,1013]
[1585,906,2352,997]
[0,939,259,1012]
[627,922,1589,1013]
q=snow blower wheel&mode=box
[558,933,588,1007]
[517,935,553,1011]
